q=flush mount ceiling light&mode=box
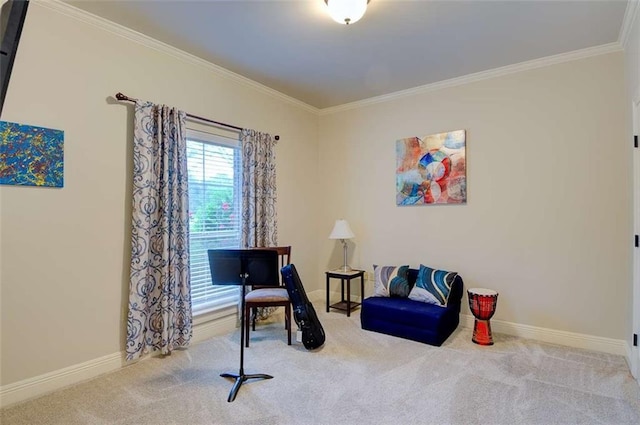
[324,0,370,25]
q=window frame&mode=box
[186,128,243,316]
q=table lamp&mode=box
[329,219,355,272]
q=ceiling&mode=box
[65,0,629,110]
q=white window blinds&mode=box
[187,130,242,314]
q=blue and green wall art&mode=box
[0,121,64,187]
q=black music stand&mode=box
[207,249,279,402]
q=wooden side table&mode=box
[325,269,365,317]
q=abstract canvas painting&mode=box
[396,129,466,205]
[0,121,64,187]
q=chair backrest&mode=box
[251,246,291,286]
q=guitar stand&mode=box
[220,273,273,402]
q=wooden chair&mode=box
[244,246,292,347]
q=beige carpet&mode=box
[2,304,639,425]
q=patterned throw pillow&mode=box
[373,265,410,298]
[408,264,457,307]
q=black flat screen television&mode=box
[207,249,279,287]
[0,0,29,117]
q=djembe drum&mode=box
[467,288,498,345]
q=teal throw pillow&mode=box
[373,265,410,298]
[408,264,457,307]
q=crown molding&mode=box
[37,1,626,117]
[619,0,639,48]
[37,0,320,115]
[320,42,623,115]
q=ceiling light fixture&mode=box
[324,0,370,25]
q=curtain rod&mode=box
[114,92,279,140]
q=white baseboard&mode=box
[0,311,239,409]
[0,298,629,409]
[308,289,362,305]
[459,314,627,356]
[308,289,325,303]
[191,311,238,344]
[310,288,628,356]
[0,352,125,409]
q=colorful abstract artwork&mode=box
[396,129,466,205]
[0,121,64,187]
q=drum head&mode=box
[468,288,498,297]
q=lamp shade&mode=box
[329,219,355,240]
[324,0,369,25]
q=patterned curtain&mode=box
[126,100,192,361]
[241,129,278,248]
[241,129,278,320]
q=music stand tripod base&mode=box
[220,277,273,402]
[207,250,280,403]
[208,249,278,402]
[220,371,273,402]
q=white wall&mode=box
[0,0,634,404]
[318,52,629,340]
[0,2,319,387]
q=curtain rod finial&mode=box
[115,92,139,102]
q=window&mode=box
[187,129,242,314]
